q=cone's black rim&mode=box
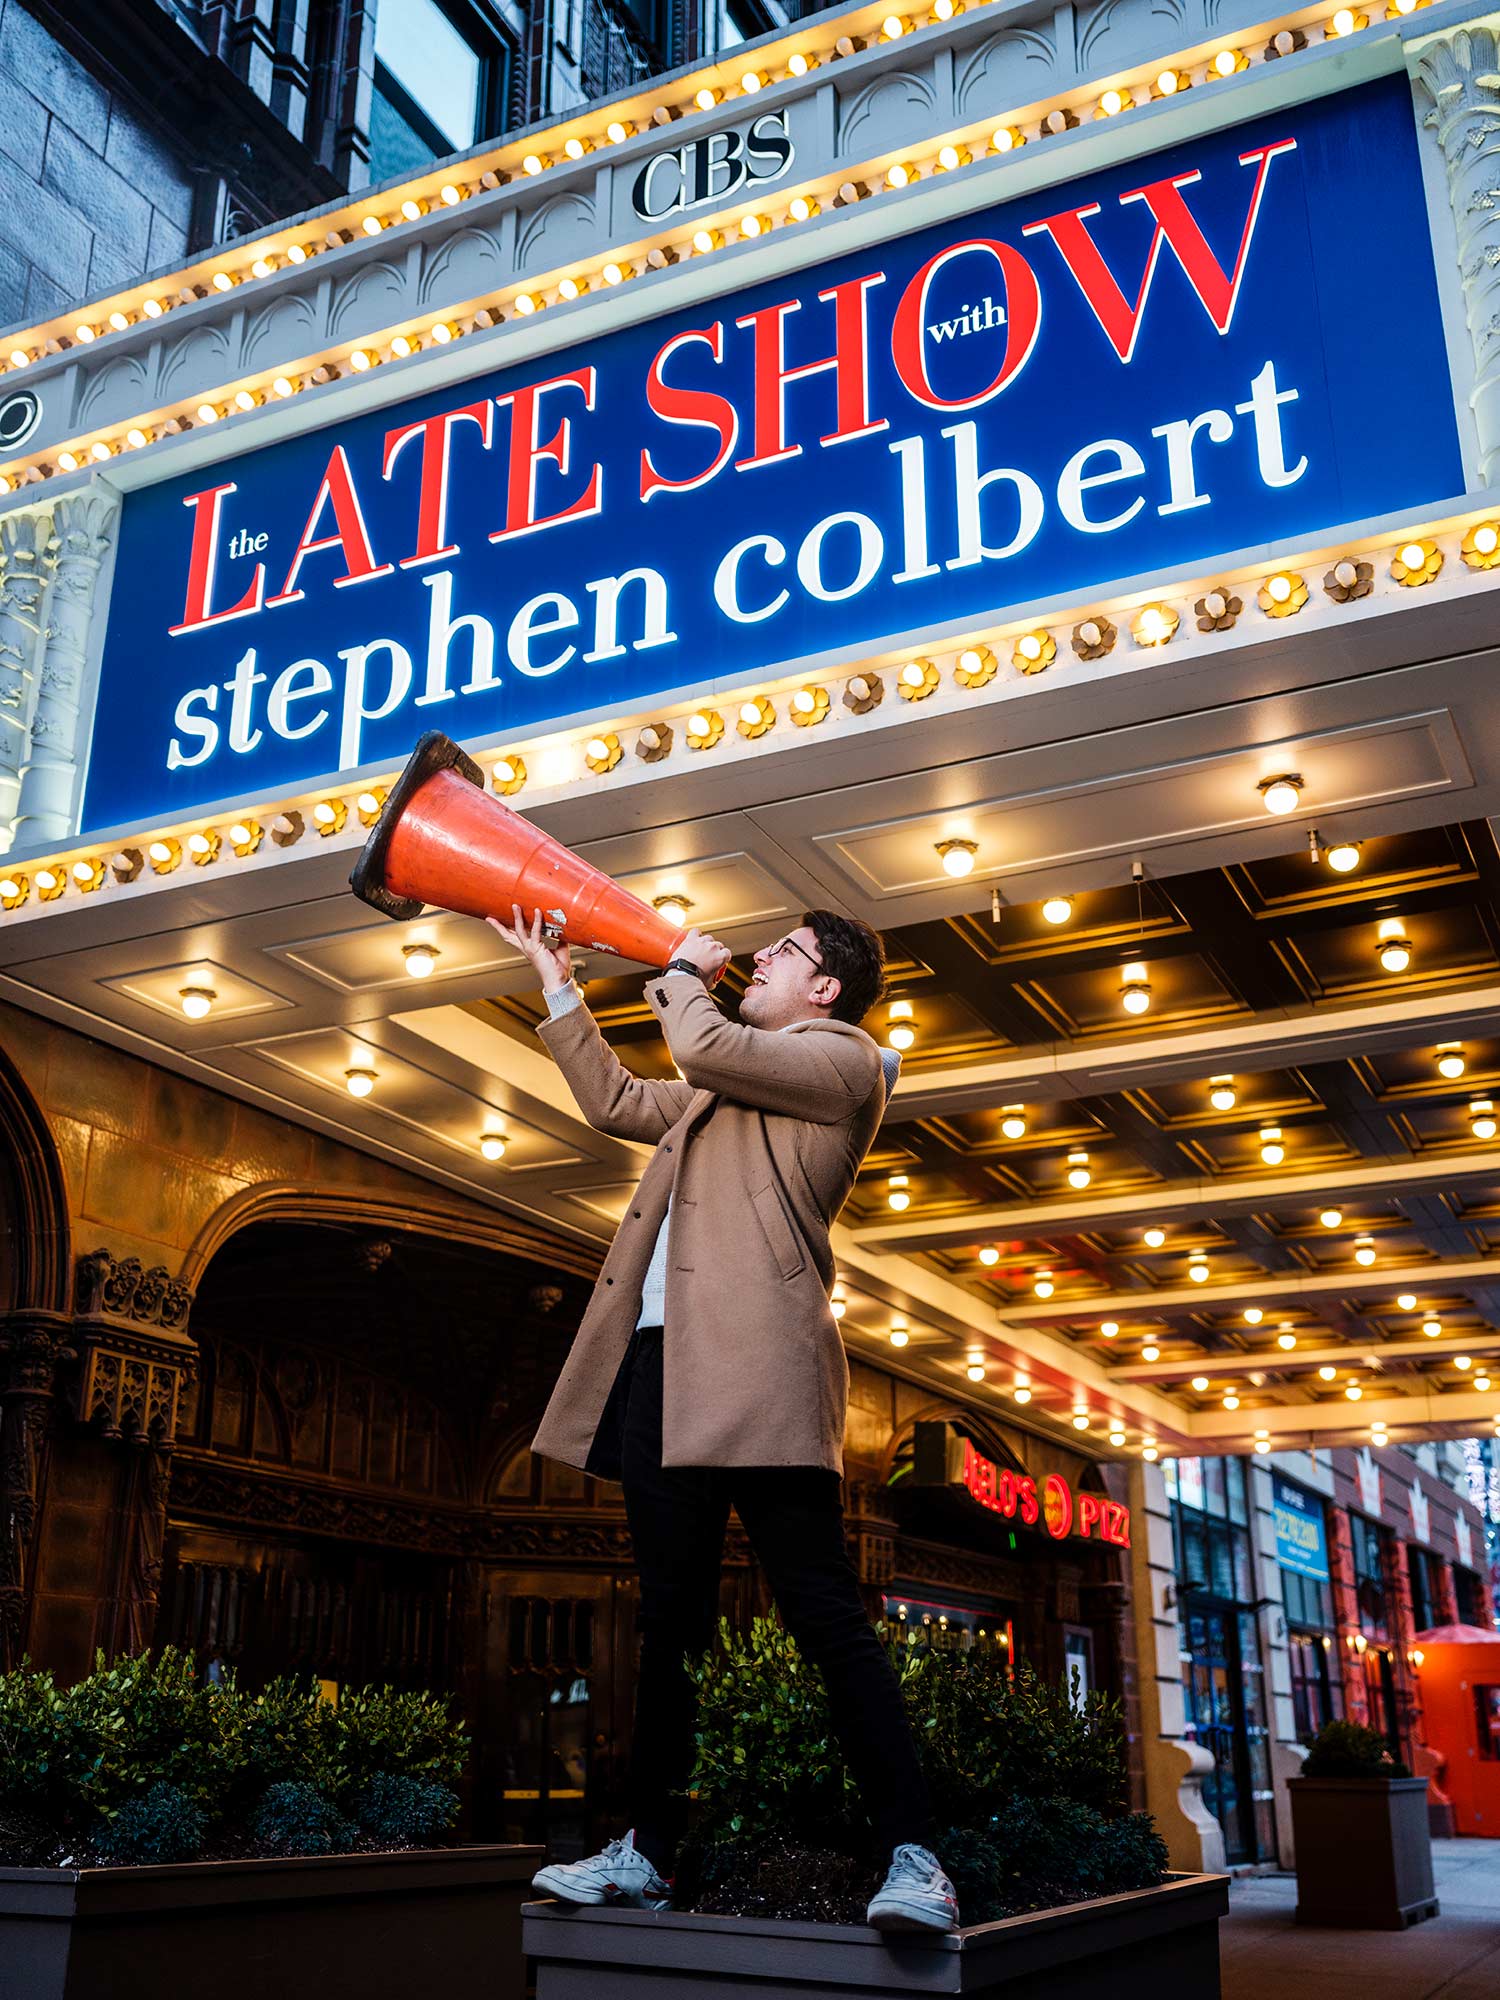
[348,731,484,923]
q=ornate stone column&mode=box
[15,492,116,846]
[0,508,55,851]
[1410,20,1500,484]
[0,1310,75,1668]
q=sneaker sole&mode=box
[867,1902,957,1933]
[531,1868,609,1905]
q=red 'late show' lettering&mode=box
[1023,139,1297,363]
[640,324,740,502]
[490,368,603,542]
[383,400,496,568]
[268,446,394,607]
[733,274,887,469]
[890,240,1042,410]
[169,483,263,634]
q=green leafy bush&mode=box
[92,1781,206,1865]
[0,1651,471,1869]
[681,1616,1166,1926]
[253,1781,356,1857]
[1301,1719,1410,1779]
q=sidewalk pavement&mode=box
[1221,1839,1500,2000]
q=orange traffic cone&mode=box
[350,732,699,969]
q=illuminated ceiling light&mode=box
[1100,1321,1120,1338]
[1476,1373,1492,1392]
[6,347,27,366]
[1472,1100,1498,1140]
[1278,1330,1298,1350]
[1072,1412,1091,1430]
[271,375,296,399]
[480,1131,508,1162]
[1423,1317,1443,1338]
[1259,1126,1285,1166]
[1142,1446,1159,1462]
[1209,1075,1237,1111]
[1436,1043,1467,1080]
[1330,6,1361,32]
[1244,1306,1264,1325]
[284,243,308,262]
[70,858,105,890]
[1033,1269,1055,1298]
[740,67,767,91]
[178,985,216,1020]
[1190,1375,1210,1392]
[1041,895,1073,925]
[737,695,775,739]
[399,198,424,221]
[360,214,384,236]
[521,152,547,175]
[403,943,440,979]
[694,85,721,109]
[1188,1257,1209,1284]
[605,119,630,143]
[978,1246,1000,1267]
[1318,1365,1337,1381]
[1327,840,1361,873]
[1013,1385,1032,1403]
[344,1067,377,1098]
[1395,1293,1418,1313]
[1376,917,1412,973]
[1142,1343,1160,1362]
[685,709,724,751]
[653,892,692,930]
[1066,1151,1091,1190]
[1259,774,1302,816]
[1143,1227,1166,1249]
[1354,1235,1377,1267]
[691,227,722,253]
[966,1362,986,1382]
[890,1322,910,1348]
[1222,1393,1240,1410]
[584,732,623,773]
[90,440,113,461]
[1455,1354,1473,1370]
[389,334,417,359]
[1109,1429,1126,1447]
[937,838,978,878]
[1119,962,1152,1015]
[1345,1383,1363,1400]
[56,451,80,472]
[887,1173,911,1212]
[886,999,917,1053]
[1392,537,1441,586]
[1320,1207,1343,1229]
[1000,1106,1027,1140]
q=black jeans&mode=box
[618,1325,937,1877]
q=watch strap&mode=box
[664,957,704,979]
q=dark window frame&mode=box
[371,0,513,168]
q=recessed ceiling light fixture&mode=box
[1042,895,1073,925]
[1000,1105,1027,1139]
[178,985,216,1019]
[1436,1043,1467,1080]
[887,1174,910,1211]
[1033,1269,1055,1298]
[1143,1226,1166,1249]
[1326,839,1361,873]
[1067,1151,1091,1189]
[1243,1306,1264,1325]
[1259,1126,1285,1166]
[1259,774,1302,815]
[1209,1075,1237,1111]
[937,838,978,878]
[1471,1099,1497,1140]
[1354,1236,1377,1267]
[1119,961,1152,1015]
[1320,1207,1343,1229]
[1377,917,1412,973]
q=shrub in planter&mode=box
[253,1780,357,1857]
[1290,1718,1435,1929]
[1300,1719,1410,1779]
[92,1781,207,1865]
[671,1617,1167,1926]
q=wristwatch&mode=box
[664,957,704,979]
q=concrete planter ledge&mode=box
[523,1869,1229,1997]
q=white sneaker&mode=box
[531,1828,673,1909]
[866,1843,960,1932]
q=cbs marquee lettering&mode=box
[630,109,793,220]
[84,79,1462,831]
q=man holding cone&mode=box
[491,903,959,1932]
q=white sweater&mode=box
[544,978,898,1327]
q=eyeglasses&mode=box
[763,933,823,971]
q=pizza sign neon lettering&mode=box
[960,1441,1132,1548]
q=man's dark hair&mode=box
[803,909,887,1025]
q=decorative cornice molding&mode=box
[75,1248,193,1330]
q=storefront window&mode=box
[1166,1456,1276,1863]
[882,1594,1012,1660]
[1349,1513,1404,1761]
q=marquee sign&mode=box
[909,1421,1131,1548]
[82,75,1461,835]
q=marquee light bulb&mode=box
[480,1132,507,1162]
[1144,1227,1166,1249]
[1437,1044,1467,1079]
[1042,895,1073,925]
[978,1246,1000,1266]
[1472,1100,1498,1140]
[1327,841,1361,873]
[344,1067,377,1097]
[178,986,215,1019]
[403,943,439,978]
[1000,1106,1027,1139]
[1244,1307,1264,1324]
[1209,1075,1237,1111]
[1260,775,1302,816]
[937,839,978,878]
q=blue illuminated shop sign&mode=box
[83,75,1462,833]
[1273,1474,1330,1583]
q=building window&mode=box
[370,0,500,180]
[1408,1545,1439,1635]
[1349,1513,1392,1643]
[1476,1685,1500,1759]
[1165,1456,1276,1865]
[1454,1564,1487,1627]
[1287,1629,1341,1741]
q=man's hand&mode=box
[487,904,573,994]
[669,927,732,981]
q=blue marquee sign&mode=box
[1273,1474,1331,1583]
[82,74,1463,833]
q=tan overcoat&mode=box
[529,975,886,1476]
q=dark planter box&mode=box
[1289,1776,1437,1929]
[0,1842,544,2000]
[524,1871,1228,1998]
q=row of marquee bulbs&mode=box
[1106,1298,1458,1337]
[0,0,1430,389]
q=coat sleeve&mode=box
[538,990,697,1142]
[646,978,880,1122]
